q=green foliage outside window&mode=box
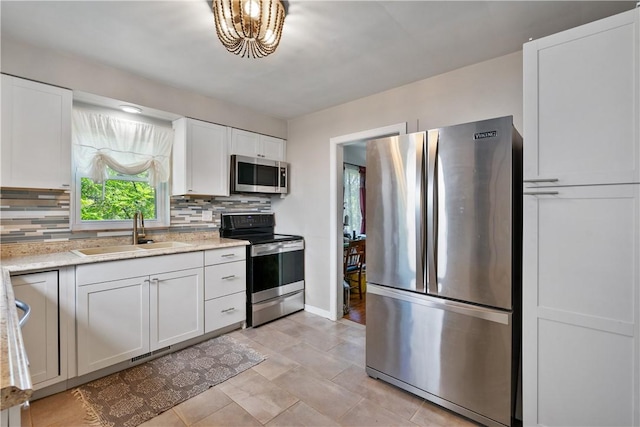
[80,169,156,221]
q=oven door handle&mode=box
[251,240,304,257]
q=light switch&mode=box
[202,211,213,221]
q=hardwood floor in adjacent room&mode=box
[343,290,366,325]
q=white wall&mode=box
[273,51,523,315]
[0,37,287,138]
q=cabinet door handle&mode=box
[15,299,30,328]
[221,275,236,280]
[221,307,236,313]
[523,191,559,196]
[221,253,236,258]
[523,178,559,183]
[61,183,70,187]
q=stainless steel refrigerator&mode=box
[365,116,522,427]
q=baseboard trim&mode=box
[304,304,333,320]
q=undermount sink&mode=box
[139,241,192,250]
[72,241,192,257]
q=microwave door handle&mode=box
[280,163,288,193]
[281,164,286,192]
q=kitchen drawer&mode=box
[204,246,246,266]
[205,292,246,333]
[76,252,203,286]
[205,261,246,300]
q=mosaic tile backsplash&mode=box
[0,188,271,244]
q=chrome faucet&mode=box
[133,211,146,245]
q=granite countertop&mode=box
[1,236,248,273]
[0,269,32,410]
[0,234,248,410]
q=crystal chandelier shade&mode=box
[212,0,286,59]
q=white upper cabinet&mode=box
[260,134,287,161]
[172,117,230,196]
[523,9,639,187]
[230,128,286,161]
[1,75,72,189]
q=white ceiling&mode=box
[1,1,636,120]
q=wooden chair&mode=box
[343,240,365,299]
[350,239,365,267]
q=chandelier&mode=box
[212,0,286,59]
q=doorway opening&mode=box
[329,123,407,324]
[343,146,367,324]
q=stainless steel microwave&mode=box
[230,155,288,195]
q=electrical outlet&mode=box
[202,211,213,222]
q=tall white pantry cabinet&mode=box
[523,8,639,427]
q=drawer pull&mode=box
[221,253,236,258]
[221,307,236,313]
[524,178,559,183]
[523,191,559,196]
[221,275,236,280]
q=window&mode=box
[74,168,168,230]
[71,108,172,230]
[343,164,365,236]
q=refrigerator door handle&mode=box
[426,129,439,294]
[416,134,426,293]
[368,283,511,325]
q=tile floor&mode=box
[22,311,477,426]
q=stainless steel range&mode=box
[220,213,304,327]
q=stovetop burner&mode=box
[237,234,303,245]
[219,213,303,245]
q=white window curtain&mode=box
[343,164,362,236]
[72,109,173,186]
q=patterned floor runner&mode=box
[74,334,265,427]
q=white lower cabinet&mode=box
[1,405,22,427]
[523,184,640,426]
[150,268,204,349]
[204,247,247,333]
[12,271,59,385]
[11,268,75,390]
[77,276,150,375]
[76,253,204,376]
